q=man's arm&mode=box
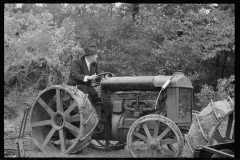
[71,61,98,83]
[71,61,85,82]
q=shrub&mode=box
[194,75,235,111]
[4,56,67,96]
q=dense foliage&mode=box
[195,75,235,110]
[4,3,235,110]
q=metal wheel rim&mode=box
[29,86,87,154]
[126,114,184,158]
[208,109,235,145]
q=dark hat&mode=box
[83,44,100,57]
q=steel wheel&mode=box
[126,114,184,158]
[89,140,125,151]
[208,109,235,145]
[30,85,98,154]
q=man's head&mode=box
[86,53,98,63]
[83,44,99,63]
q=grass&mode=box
[4,87,39,134]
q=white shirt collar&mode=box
[85,57,91,72]
[85,57,91,67]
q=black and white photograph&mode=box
[4,3,235,158]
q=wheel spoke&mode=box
[142,122,152,139]
[65,122,80,135]
[30,120,52,127]
[68,128,78,137]
[132,131,148,142]
[157,127,171,141]
[40,128,56,150]
[63,101,78,117]
[226,113,233,139]
[38,98,54,116]
[56,89,63,112]
[154,121,160,137]
[62,101,69,108]
[59,129,66,152]
[70,114,80,122]
[160,138,177,145]
[213,129,225,143]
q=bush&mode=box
[194,75,235,111]
[4,56,67,96]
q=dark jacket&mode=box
[68,56,98,86]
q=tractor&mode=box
[23,71,235,157]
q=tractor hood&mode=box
[153,72,193,88]
[100,72,193,91]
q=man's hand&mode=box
[87,73,98,80]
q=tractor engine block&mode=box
[101,90,165,141]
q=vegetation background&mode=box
[4,3,235,120]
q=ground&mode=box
[4,136,131,158]
[4,113,190,158]
[4,131,190,158]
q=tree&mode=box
[4,3,234,98]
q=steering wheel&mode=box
[90,72,114,87]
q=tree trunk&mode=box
[216,55,220,78]
[132,4,139,22]
[221,51,228,78]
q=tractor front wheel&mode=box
[126,114,184,158]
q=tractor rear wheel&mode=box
[29,85,99,154]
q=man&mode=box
[67,44,103,119]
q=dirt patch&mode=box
[4,135,131,158]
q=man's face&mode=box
[90,54,98,63]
